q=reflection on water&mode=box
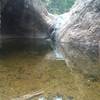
[0,38,51,55]
[0,39,100,100]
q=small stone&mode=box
[66,96,74,100]
[88,75,98,82]
[53,96,63,100]
[38,96,46,100]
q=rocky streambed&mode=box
[0,40,100,100]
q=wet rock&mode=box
[66,96,74,100]
[1,0,49,38]
[39,96,46,100]
[57,0,100,78]
[87,75,99,82]
[1,0,52,54]
[53,95,63,100]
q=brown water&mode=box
[0,39,100,100]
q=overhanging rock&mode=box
[0,0,53,53]
[1,0,49,38]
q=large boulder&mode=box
[1,0,49,38]
[57,0,100,79]
[0,0,52,53]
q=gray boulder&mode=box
[1,0,49,38]
[58,0,100,79]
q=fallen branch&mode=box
[11,90,44,100]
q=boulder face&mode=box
[57,0,100,78]
[0,0,51,53]
[1,0,49,38]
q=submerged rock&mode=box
[53,96,63,100]
[57,0,100,78]
[66,96,74,100]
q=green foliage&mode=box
[42,0,75,14]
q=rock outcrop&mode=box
[0,0,53,53]
[1,0,50,38]
[57,0,100,78]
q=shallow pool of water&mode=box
[0,39,100,100]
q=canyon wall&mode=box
[1,0,49,38]
[57,0,100,79]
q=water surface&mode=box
[0,39,100,100]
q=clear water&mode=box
[0,39,100,100]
